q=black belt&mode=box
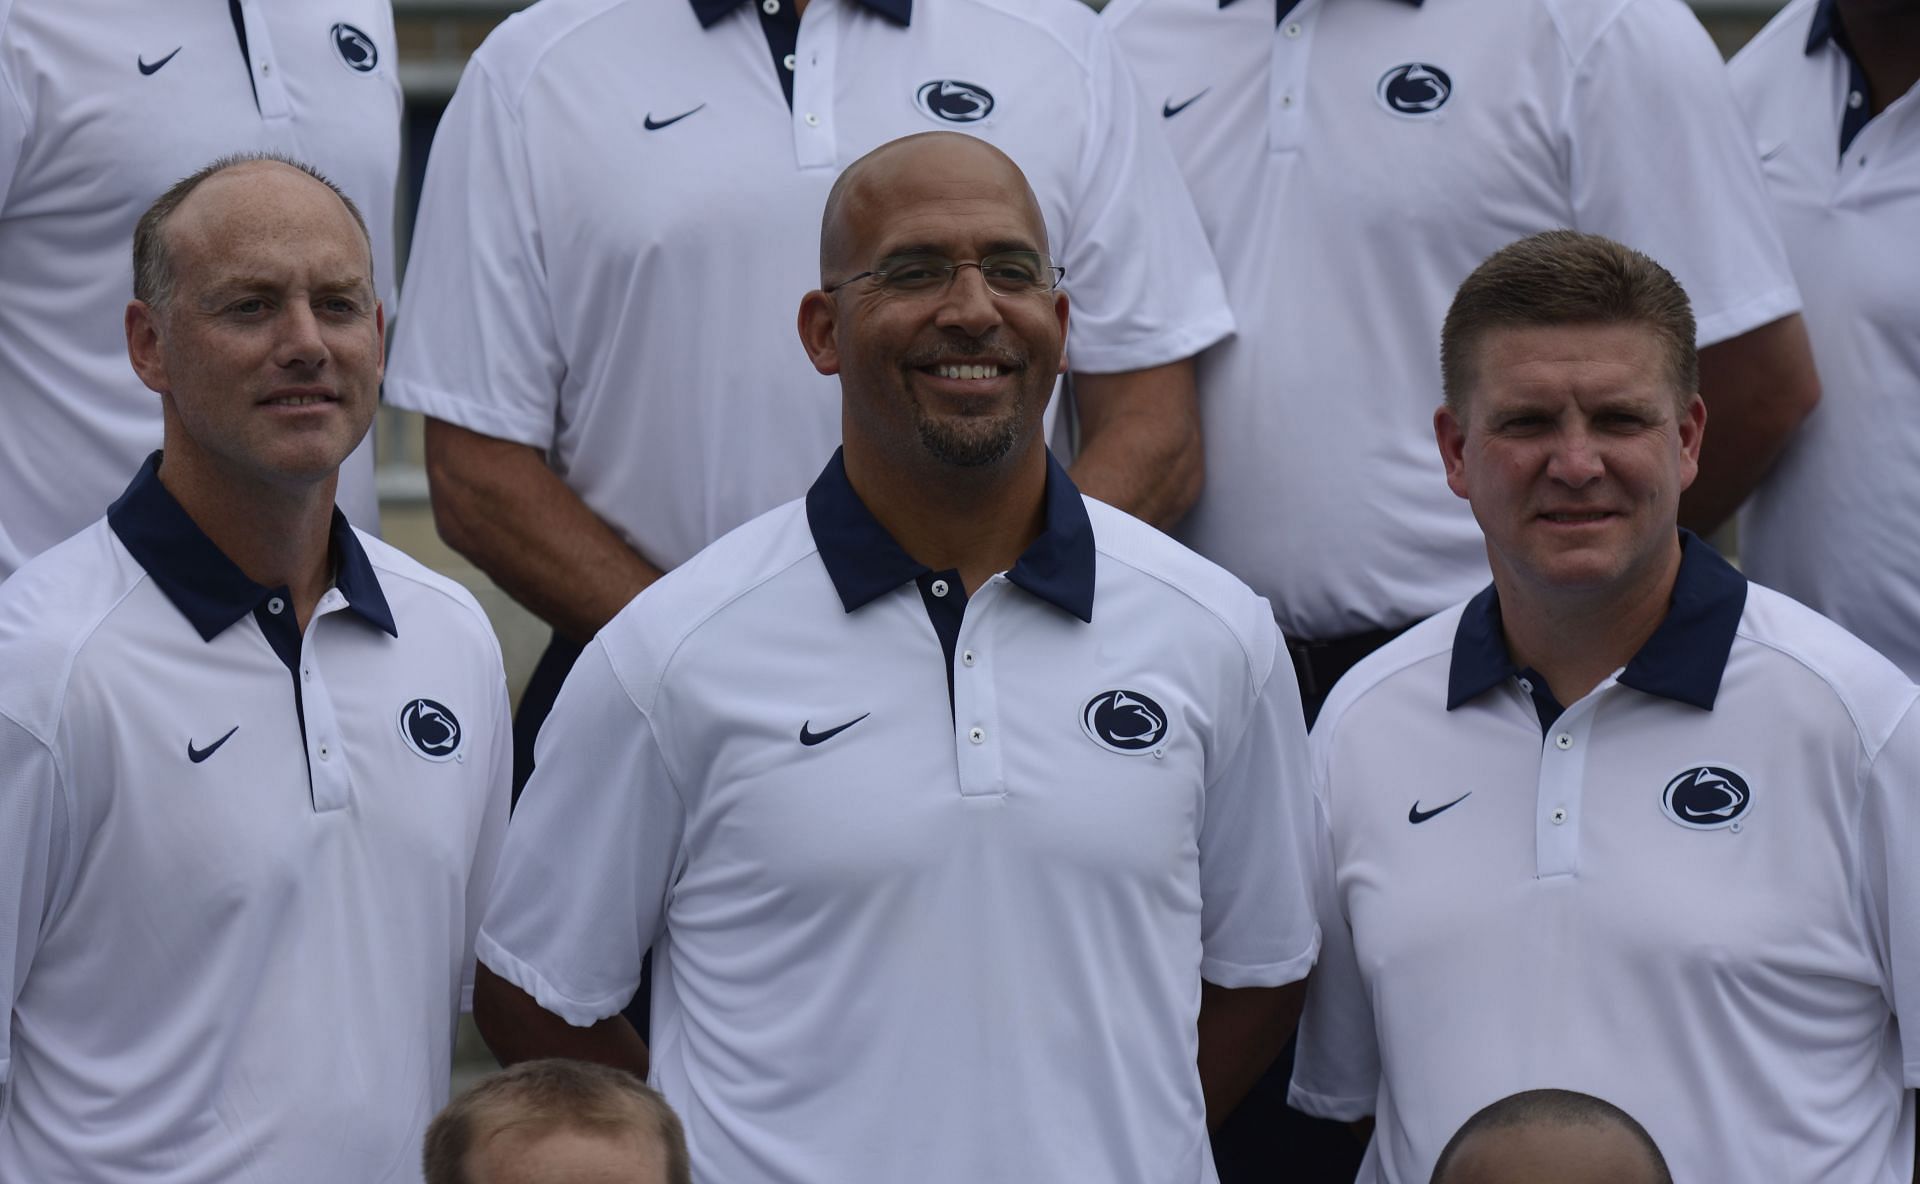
[1285,625,1411,704]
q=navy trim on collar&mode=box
[107,452,398,641]
[1806,0,1839,52]
[691,0,909,28]
[805,447,1096,622]
[1446,531,1746,712]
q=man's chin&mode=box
[916,417,1022,469]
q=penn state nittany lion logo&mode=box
[915,80,995,124]
[1082,689,1168,755]
[330,23,378,74]
[399,698,462,762]
[1376,63,1452,116]
[1661,765,1752,830]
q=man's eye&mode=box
[882,265,946,288]
[983,255,1043,285]
[228,298,268,315]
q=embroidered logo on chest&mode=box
[399,698,463,763]
[1661,765,1752,830]
[915,80,995,124]
[330,22,378,74]
[1081,689,1168,755]
[1376,63,1452,116]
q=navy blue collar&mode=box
[805,447,1095,622]
[107,452,398,642]
[691,0,909,27]
[1446,531,1747,713]
[1806,0,1842,52]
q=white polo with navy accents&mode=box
[386,0,1231,573]
[477,449,1320,1184]
[1291,535,1920,1184]
[1105,0,1801,639]
[0,457,511,1184]
[0,0,399,581]
[1733,0,1920,679]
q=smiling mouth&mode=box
[923,362,1012,380]
[262,393,336,407]
[1540,511,1615,523]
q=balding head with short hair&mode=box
[1429,1089,1672,1184]
[423,1059,690,1184]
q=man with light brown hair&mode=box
[424,1060,689,1184]
[1292,230,1920,1183]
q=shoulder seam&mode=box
[1094,543,1265,693]
[474,0,634,110]
[1731,623,1918,764]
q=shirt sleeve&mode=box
[1287,714,1382,1121]
[1058,21,1234,375]
[475,639,685,1027]
[1566,0,1801,347]
[0,21,28,204]
[0,711,68,1116]
[1198,621,1319,987]
[383,55,565,448]
[1856,697,1920,1088]
[459,673,514,1014]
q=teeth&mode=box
[269,395,330,406]
[934,364,1002,380]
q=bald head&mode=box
[818,132,1049,284]
[1430,1091,1671,1184]
[133,153,373,314]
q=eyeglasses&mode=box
[824,251,1066,298]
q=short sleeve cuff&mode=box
[1286,1078,1374,1123]
[1199,931,1319,990]
[476,930,631,1029]
[1067,307,1235,375]
[1694,285,1802,349]
[381,376,554,450]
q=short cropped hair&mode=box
[131,152,373,312]
[422,1059,691,1184]
[1429,1088,1672,1184]
[1440,230,1697,413]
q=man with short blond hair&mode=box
[423,1060,690,1184]
[1293,230,1920,1184]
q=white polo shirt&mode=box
[478,449,1319,1184]
[1733,0,1920,679]
[1291,535,1920,1184]
[0,457,511,1184]
[1105,0,1801,639]
[0,0,399,581]
[386,0,1231,573]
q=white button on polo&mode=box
[961,650,975,666]
[318,743,331,762]
[267,597,285,615]
[302,668,312,682]
[762,0,779,12]
[1555,733,1573,750]
[968,727,985,744]
[1281,93,1295,108]
[1518,678,1534,693]
[1285,22,1303,37]
[1848,90,1863,109]
[1550,807,1567,825]
[930,579,950,598]
[783,53,796,71]
[804,112,819,126]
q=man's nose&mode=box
[932,263,1005,337]
[1546,427,1604,486]
[274,302,328,367]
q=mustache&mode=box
[901,338,1027,371]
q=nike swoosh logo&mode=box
[1163,88,1210,118]
[1408,791,1471,824]
[188,725,240,764]
[799,713,869,747]
[643,103,706,131]
[139,47,182,76]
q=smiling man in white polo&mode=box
[1292,230,1920,1184]
[470,131,1321,1184]
[0,155,510,1182]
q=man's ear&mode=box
[1676,392,1707,492]
[1435,402,1471,501]
[1054,290,1070,375]
[797,290,842,377]
[126,300,171,396]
